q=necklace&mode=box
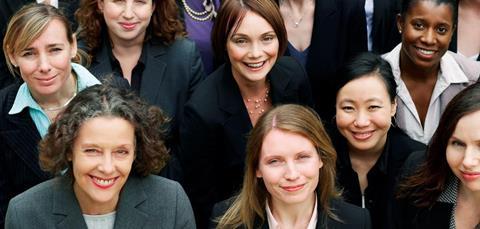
[41,77,78,112]
[244,85,270,116]
[291,15,303,28]
[181,0,217,22]
[280,0,311,28]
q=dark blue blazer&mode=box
[0,82,51,227]
[178,56,314,228]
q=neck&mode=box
[281,0,310,9]
[74,182,118,215]
[108,31,145,55]
[348,134,386,161]
[231,71,269,99]
[399,49,439,82]
[269,194,316,227]
[32,71,77,109]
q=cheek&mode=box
[446,147,461,169]
[371,112,392,129]
[335,113,353,131]
[227,46,244,63]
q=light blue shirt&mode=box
[8,63,100,137]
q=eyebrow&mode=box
[230,31,276,37]
[339,98,384,104]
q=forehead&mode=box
[337,75,390,101]
[260,129,315,157]
[23,19,70,49]
[452,110,480,139]
[75,116,135,144]
[405,1,453,23]
[230,10,274,37]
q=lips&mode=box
[244,61,266,70]
[461,171,480,181]
[415,46,437,58]
[119,22,137,30]
[35,74,57,86]
[352,131,374,140]
[281,184,305,192]
[90,175,118,189]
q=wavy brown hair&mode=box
[39,84,170,177]
[397,82,480,207]
[216,104,340,229]
[75,0,185,54]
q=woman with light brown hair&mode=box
[212,104,371,229]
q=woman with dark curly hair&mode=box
[75,0,206,178]
[4,84,196,229]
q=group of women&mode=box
[0,0,479,228]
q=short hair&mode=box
[400,0,457,26]
[398,82,480,207]
[337,52,397,103]
[217,104,340,229]
[39,84,170,177]
[211,0,287,63]
[76,0,185,54]
[3,4,77,76]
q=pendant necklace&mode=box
[181,0,217,21]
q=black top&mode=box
[210,197,372,229]
[334,127,426,229]
[0,82,51,227]
[178,56,314,228]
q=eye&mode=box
[341,106,354,112]
[262,35,276,43]
[135,0,146,4]
[50,47,63,53]
[450,140,465,148]
[413,21,424,30]
[20,51,34,57]
[436,26,448,34]
[84,148,100,154]
[368,105,382,111]
[115,149,130,156]
[266,158,282,166]
[233,38,247,45]
[297,154,311,160]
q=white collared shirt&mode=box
[383,44,471,144]
[266,197,318,229]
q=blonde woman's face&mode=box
[9,19,76,98]
[256,129,322,207]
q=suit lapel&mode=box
[114,176,148,229]
[53,176,88,229]
[89,40,114,79]
[268,63,292,104]
[139,42,167,105]
[1,110,48,179]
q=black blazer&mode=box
[277,0,367,120]
[210,197,372,229]
[87,37,205,181]
[369,0,401,54]
[178,56,314,228]
[0,83,51,227]
[334,127,426,229]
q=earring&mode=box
[391,116,397,128]
[399,30,402,34]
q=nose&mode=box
[420,28,437,45]
[462,146,480,169]
[98,153,115,174]
[38,53,51,73]
[247,42,262,59]
[284,161,300,181]
[123,1,134,19]
[353,111,370,127]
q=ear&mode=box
[8,51,18,67]
[97,0,104,12]
[396,13,404,34]
[70,34,78,59]
[391,98,397,117]
[256,169,262,178]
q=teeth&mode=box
[418,48,434,55]
[93,177,114,186]
[247,62,264,68]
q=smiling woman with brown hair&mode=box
[382,0,480,145]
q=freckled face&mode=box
[446,110,480,194]
[256,129,322,207]
[226,10,279,85]
[336,75,396,154]
[71,116,135,214]
[397,1,454,71]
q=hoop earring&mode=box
[391,115,397,128]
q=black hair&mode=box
[336,52,397,103]
[400,0,458,26]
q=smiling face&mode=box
[98,0,154,45]
[71,116,135,214]
[256,129,322,207]
[397,1,454,71]
[336,75,397,155]
[446,110,480,194]
[8,19,76,98]
[227,10,279,85]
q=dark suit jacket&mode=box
[276,0,367,121]
[5,174,196,229]
[0,0,79,89]
[0,82,51,227]
[87,36,205,181]
[369,0,401,54]
[211,197,371,229]
[178,56,314,228]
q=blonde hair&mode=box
[3,3,78,76]
[217,104,340,229]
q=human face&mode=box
[256,129,323,207]
[336,75,397,155]
[98,0,154,45]
[9,19,77,98]
[71,116,135,214]
[227,11,279,85]
[397,1,454,71]
[446,110,480,193]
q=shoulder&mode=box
[328,198,371,228]
[446,51,480,81]
[185,65,225,108]
[387,128,427,159]
[7,178,59,215]
[272,56,305,75]
[0,82,21,116]
[151,37,197,56]
[135,175,189,206]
